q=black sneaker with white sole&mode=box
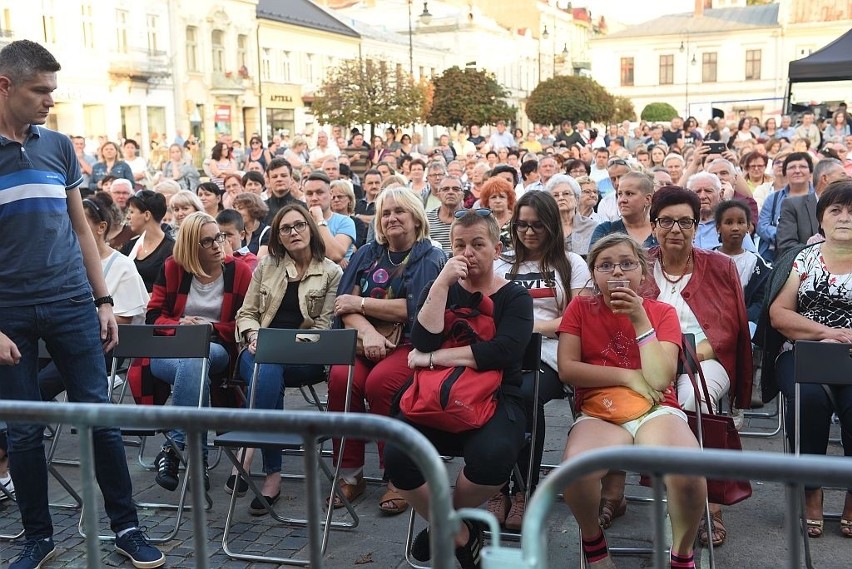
[454,520,484,569]
[154,447,180,491]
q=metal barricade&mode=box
[0,401,458,569]
[483,446,852,569]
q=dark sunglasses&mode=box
[454,208,492,219]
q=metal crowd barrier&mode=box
[483,446,852,569]
[0,401,458,569]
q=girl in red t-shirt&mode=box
[556,233,706,569]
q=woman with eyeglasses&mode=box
[574,176,606,223]
[231,204,342,513]
[599,186,752,547]
[558,233,705,569]
[741,151,770,192]
[131,211,251,492]
[486,190,591,530]
[327,188,445,516]
[546,174,597,256]
[120,190,174,293]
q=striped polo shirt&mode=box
[0,125,88,306]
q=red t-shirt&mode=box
[557,295,683,411]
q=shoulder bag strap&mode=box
[102,251,120,280]
[679,340,716,416]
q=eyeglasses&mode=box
[594,261,640,273]
[513,220,546,233]
[330,194,348,201]
[279,221,309,235]
[199,232,227,249]
[454,208,492,219]
[748,163,766,169]
[655,217,698,230]
[581,189,598,196]
[440,185,462,192]
[551,190,576,199]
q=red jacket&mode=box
[640,247,753,410]
[128,256,251,405]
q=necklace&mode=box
[387,248,409,267]
[660,250,692,294]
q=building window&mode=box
[211,30,225,73]
[305,53,314,84]
[146,15,159,54]
[659,54,673,85]
[620,57,634,87]
[186,26,198,71]
[237,34,248,70]
[261,48,271,81]
[81,4,94,48]
[280,51,291,82]
[115,9,128,53]
[702,52,717,83]
[745,49,761,80]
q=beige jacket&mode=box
[235,254,342,346]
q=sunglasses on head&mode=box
[454,208,492,219]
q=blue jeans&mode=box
[149,342,229,451]
[0,294,138,539]
[238,348,323,473]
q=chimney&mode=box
[694,0,704,18]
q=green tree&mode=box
[525,75,616,125]
[311,58,430,134]
[427,66,513,128]
[611,96,636,123]
[640,102,679,122]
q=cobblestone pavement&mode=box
[1,386,848,568]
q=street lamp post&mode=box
[408,1,432,77]
[538,25,549,83]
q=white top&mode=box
[494,253,591,370]
[726,250,758,289]
[597,191,620,222]
[589,165,609,183]
[184,274,224,323]
[126,156,148,177]
[653,263,706,344]
[102,252,148,324]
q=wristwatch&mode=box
[317,219,328,227]
[94,295,114,308]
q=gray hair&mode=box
[663,153,685,166]
[545,174,581,199]
[687,171,722,192]
[813,157,843,187]
[705,158,736,176]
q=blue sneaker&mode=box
[10,538,56,569]
[114,529,165,568]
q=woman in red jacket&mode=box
[141,211,251,491]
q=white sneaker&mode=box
[0,475,14,501]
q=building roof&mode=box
[257,0,360,39]
[601,3,780,39]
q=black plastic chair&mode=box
[404,333,543,567]
[214,327,358,566]
[82,324,214,544]
[793,340,852,569]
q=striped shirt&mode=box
[0,126,86,306]
[426,208,453,254]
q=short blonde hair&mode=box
[169,190,203,213]
[154,179,181,200]
[373,187,429,246]
[173,212,218,277]
[330,179,356,215]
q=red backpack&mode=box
[399,291,502,433]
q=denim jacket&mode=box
[333,239,446,334]
[235,254,342,346]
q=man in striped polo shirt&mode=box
[0,40,164,569]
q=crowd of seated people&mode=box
[9,115,851,568]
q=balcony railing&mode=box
[108,48,171,81]
[210,71,249,91]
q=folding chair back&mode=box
[254,328,357,367]
[113,324,212,360]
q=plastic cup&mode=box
[607,279,630,291]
